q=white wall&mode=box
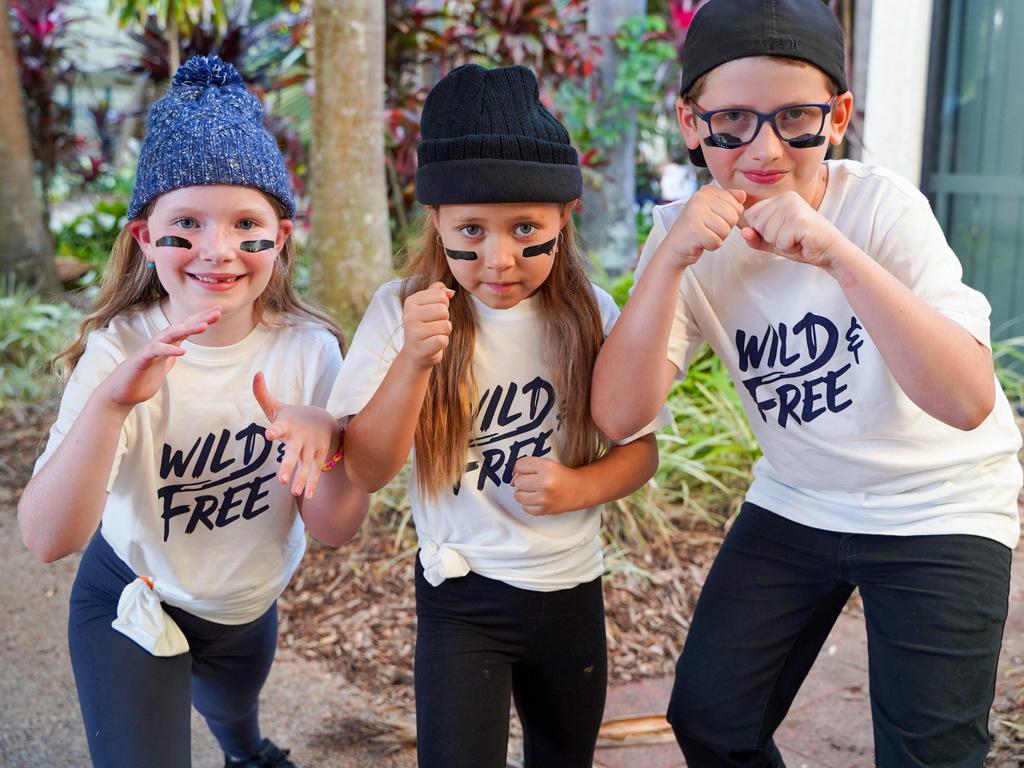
[859,0,935,187]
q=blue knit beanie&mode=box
[127,55,295,219]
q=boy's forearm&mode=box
[18,390,129,562]
[344,352,432,491]
[570,434,660,510]
[594,246,685,440]
[827,240,996,429]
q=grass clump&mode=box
[0,284,80,407]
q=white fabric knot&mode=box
[419,542,470,586]
[111,576,189,657]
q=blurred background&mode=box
[3,0,1022,329]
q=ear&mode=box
[828,91,854,145]
[275,219,294,250]
[128,219,153,250]
[429,205,441,232]
[677,97,702,151]
[559,200,577,229]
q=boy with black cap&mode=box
[592,0,1022,765]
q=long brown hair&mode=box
[56,193,344,377]
[400,211,606,497]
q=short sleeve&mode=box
[634,204,706,377]
[874,194,993,348]
[33,332,132,491]
[592,284,621,337]
[306,329,344,409]
[327,281,404,419]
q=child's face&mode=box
[130,185,292,344]
[431,202,572,310]
[678,56,852,208]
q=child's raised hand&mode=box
[401,281,455,369]
[511,457,578,516]
[252,372,339,499]
[741,191,843,270]
[662,186,746,265]
[98,307,220,410]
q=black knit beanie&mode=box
[415,64,582,205]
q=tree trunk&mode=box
[0,0,60,295]
[167,16,180,75]
[580,0,646,276]
[310,0,391,336]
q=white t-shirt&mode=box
[328,281,667,591]
[34,304,343,624]
[637,159,1021,549]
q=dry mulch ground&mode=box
[278,511,722,706]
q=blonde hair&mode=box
[56,192,344,377]
[401,212,606,497]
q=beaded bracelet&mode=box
[321,427,346,471]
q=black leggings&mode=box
[414,559,608,768]
[668,502,1012,768]
[68,534,279,768]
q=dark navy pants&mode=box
[68,533,278,767]
[668,502,1012,768]
[414,559,608,768]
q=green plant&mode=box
[10,0,80,225]
[594,270,760,533]
[53,199,129,282]
[654,347,760,525]
[0,285,80,407]
[556,14,677,168]
[110,0,230,72]
[994,335,1024,409]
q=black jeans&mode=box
[68,533,279,767]
[668,502,1012,768]
[414,559,607,768]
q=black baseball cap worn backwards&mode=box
[679,0,849,167]
[415,64,582,206]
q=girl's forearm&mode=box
[18,390,130,562]
[344,352,433,491]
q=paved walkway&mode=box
[0,508,399,768]
[595,548,1024,768]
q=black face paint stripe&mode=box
[444,247,478,261]
[522,238,556,258]
[240,239,276,253]
[155,236,192,249]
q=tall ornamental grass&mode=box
[0,285,80,408]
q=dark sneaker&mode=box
[223,738,297,767]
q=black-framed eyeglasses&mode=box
[689,100,834,150]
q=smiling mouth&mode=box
[743,170,785,180]
[188,273,244,284]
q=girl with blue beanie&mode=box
[18,55,368,768]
